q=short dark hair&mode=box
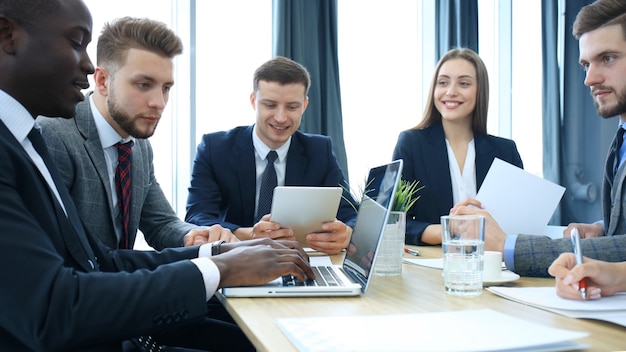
[96,16,182,73]
[253,56,311,96]
[573,0,626,40]
[0,0,61,32]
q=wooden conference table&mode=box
[216,245,626,351]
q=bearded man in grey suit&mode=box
[38,17,236,251]
[452,0,626,277]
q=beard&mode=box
[107,99,159,139]
[593,85,626,118]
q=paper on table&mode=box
[276,309,587,352]
[403,258,508,271]
[487,286,626,327]
[476,158,565,236]
[403,257,443,269]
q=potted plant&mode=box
[391,179,422,213]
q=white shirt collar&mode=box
[0,89,36,143]
[90,94,134,147]
[251,124,291,160]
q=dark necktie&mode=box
[256,150,278,222]
[28,127,98,270]
[115,141,134,249]
[608,127,625,186]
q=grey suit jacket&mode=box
[37,98,195,250]
[513,133,626,277]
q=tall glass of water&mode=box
[441,214,486,296]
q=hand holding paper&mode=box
[475,158,565,236]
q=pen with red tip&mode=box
[404,247,420,256]
[571,228,587,301]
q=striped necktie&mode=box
[115,141,134,249]
[608,127,625,186]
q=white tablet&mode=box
[270,186,343,247]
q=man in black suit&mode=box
[0,1,313,351]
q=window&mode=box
[83,0,272,215]
[478,0,543,177]
[82,1,543,218]
[339,0,543,188]
[338,1,422,187]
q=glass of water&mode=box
[441,214,486,296]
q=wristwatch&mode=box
[211,240,226,256]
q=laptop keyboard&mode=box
[282,266,342,287]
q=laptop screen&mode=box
[343,160,402,287]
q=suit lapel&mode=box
[423,125,454,210]
[285,133,307,184]
[128,141,145,244]
[75,100,118,229]
[3,120,97,272]
[237,127,258,224]
[608,163,626,235]
[48,186,98,271]
[474,134,496,190]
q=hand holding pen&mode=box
[570,228,588,301]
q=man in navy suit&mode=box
[186,56,358,255]
[0,1,313,350]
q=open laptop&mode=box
[221,159,403,297]
[269,186,343,248]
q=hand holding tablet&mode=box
[270,186,343,247]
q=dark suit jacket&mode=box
[0,120,208,351]
[392,123,524,245]
[37,98,195,250]
[185,125,357,230]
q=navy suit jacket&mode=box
[392,123,524,245]
[0,120,208,351]
[186,125,357,230]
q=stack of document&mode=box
[488,286,626,327]
[276,309,587,351]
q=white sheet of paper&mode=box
[403,257,444,269]
[276,309,587,351]
[542,225,567,239]
[487,287,626,327]
[476,158,565,235]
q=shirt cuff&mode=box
[190,257,220,301]
[595,220,605,233]
[198,242,213,257]
[503,234,517,272]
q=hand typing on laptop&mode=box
[212,238,314,286]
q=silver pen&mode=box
[570,228,587,301]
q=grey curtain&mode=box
[541,0,562,225]
[554,0,608,225]
[436,0,479,60]
[272,0,349,179]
